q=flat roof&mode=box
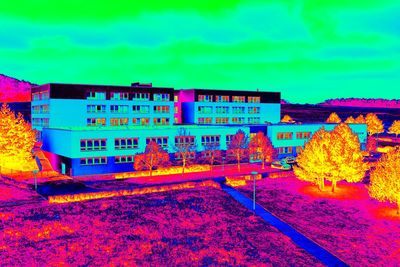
[44,124,249,131]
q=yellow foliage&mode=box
[326,112,341,123]
[369,146,400,215]
[345,116,356,123]
[365,113,384,136]
[294,123,367,192]
[388,120,400,137]
[115,164,211,179]
[281,115,294,123]
[0,103,36,171]
[354,114,366,124]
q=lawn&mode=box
[238,177,400,266]
[0,181,322,266]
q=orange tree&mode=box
[354,114,366,123]
[202,143,221,171]
[388,120,400,138]
[369,146,400,215]
[249,131,274,169]
[0,103,36,170]
[345,116,356,123]
[173,128,197,174]
[294,123,367,192]
[281,115,294,123]
[326,112,341,123]
[134,141,170,176]
[227,129,249,171]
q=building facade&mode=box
[32,82,367,176]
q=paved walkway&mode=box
[219,182,349,267]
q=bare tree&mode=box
[173,128,197,174]
[227,129,249,171]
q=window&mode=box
[248,107,260,114]
[132,118,150,126]
[175,136,195,146]
[175,151,195,160]
[42,118,49,127]
[153,93,170,101]
[132,92,150,101]
[248,117,260,124]
[146,137,168,148]
[154,105,170,113]
[153,117,170,126]
[198,95,213,102]
[216,95,229,102]
[277,132,293,140]
[198,117,212,124]
[232,96,245,103]
[110,92,129,100]
[248,96,260,103]
[226,134,234,145]
[232,117,245,124]
[132,105,149,113]
[174,106,178,114]
[296,146,303,154]
[296,132,311,139]
[110,118,128,126]
[80,139,107,151]
[87,91,106,100]
[232,107,245,114]
[80,157,107,165]
[174,95,178,102]
[110,105,128,113]
[198,106,213,114]
[87,118,106,126]
[277,147,293,154]
[216,118,229,124]
[201,135,220,146]
[87,105,106,113]
[216,106,229,114]
[115,155,134,164]
[115,138,139,149]
[32,106,40,114]
[32,91,49,101]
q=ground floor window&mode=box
[80,157,107,165]
[115,155,134,164]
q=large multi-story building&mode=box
[32,82,367,176]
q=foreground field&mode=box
[0,182,322,266]
[239,177,400,266]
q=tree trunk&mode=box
[318,178,325,191]
[397,200,400,215]
[331,180,337,193]
[149,167,152,177]
[237,154,241,171]
[262,157,265,170]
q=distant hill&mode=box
[319,98,400,109]
[0,74,35,102]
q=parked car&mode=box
[282,156,296,164]
[271,161,292,170]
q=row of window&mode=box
[87,105,171,114]
[198,106,260,114]
[198,95,260,103]
[32,91,49,101]
[32,105,49,114]
[277,132,312,140]
[276,146,303,154]
[86,91,170,101]
[86,117,171,127]
[198,117,261,124]
[32,118,49,127]
[79,135,233,152]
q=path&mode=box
[218,182,349,267]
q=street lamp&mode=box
[251,171,258,211]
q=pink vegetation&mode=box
[1,185,323,266]
[0,74,33,102]
[239,178,400,266]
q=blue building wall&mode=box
[266,123,368,158]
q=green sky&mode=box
[1,0,399,103]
